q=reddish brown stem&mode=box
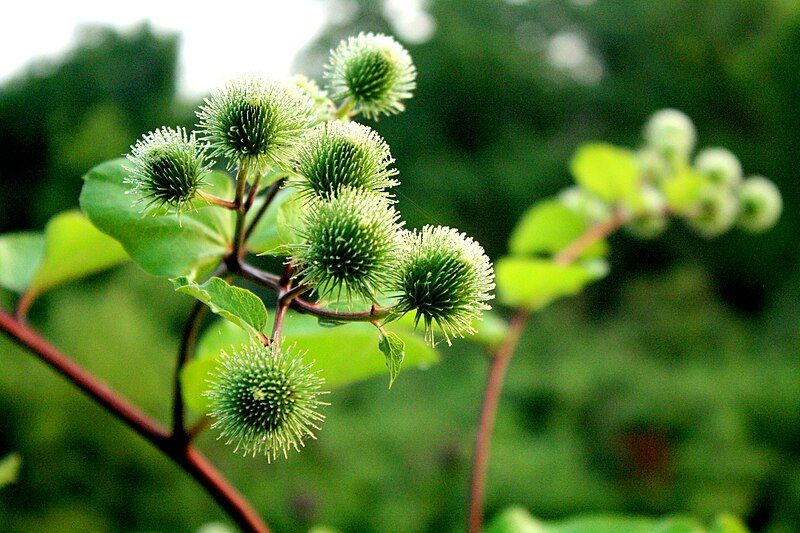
[237,262,391,322]
[553,208,627,265]
[198,191,237,210]
[0,309,269,533]
[467,209,627,532]
[467,308,530,533]
[15,290,36,321]
[243,178,286,243]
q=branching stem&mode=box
[231,164,250,260]
[0,309,269,533]
[237,262,391,322]
[243,176,287,246]
[198,190,238,210]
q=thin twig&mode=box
[467,308,529,533]
[0,309,269,533]
[172,300,209,442]
[197,190,237,210]
[243,177,286,244]
[15,290,35,322]
[244,173,263,211]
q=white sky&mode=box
[0,1,327,97]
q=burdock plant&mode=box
[289,187,403,300]
[0,25,782,533]
[197,76,314,172]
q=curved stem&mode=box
[0,310,269,533]
[172,300,209,442]
[467,308,529,533]
[467,209,628,532]
[244,173,263,211]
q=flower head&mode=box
[290,120,398,198]
[392,226,495,345]
[694,147,743,187]
[197,76,313,171]
[686,184,739,238]
[124,127,211,213]
[644,109,696,160]
[206,343,327,460]
[626,186,668,239]
[289,187,403,300]
[326,33,417,119]
[737,176,782,233]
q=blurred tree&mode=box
[0,23,186,232]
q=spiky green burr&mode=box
[206,343,327,461]
[197,76,313,171]
[392,226,495,346]
[290,187,403,300]
[326,32,417,119]
[290,120,398,198]
[124,126,211,213]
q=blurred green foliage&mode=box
[2,1,800,531]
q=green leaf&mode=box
[182,315,438,414]
[570,143,640,205]
[495,257,607,310]
[0,453,21,489]
[378,331,405,388]
[509,199,607,259]
[79,158,235,278]
[485,507,544,533]
[275,189,305,248]
[28,210,128,296]
[171,277,268,338]
[245,188,294,253]
[663,170,705,213]
[485,508,736,533]
[0,232,44,293]
[709,515,748,533]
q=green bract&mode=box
[326,32,417,119]
[289,120,398,198]
[392,226,495,345]
[686,185,739,238]
[695,147,743,187]
[197,76,313,171]
[737,176,782,233]
[206,343,327,460]
[290,187,403,300]
[124,127,211,213]
[644,108,696,160]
